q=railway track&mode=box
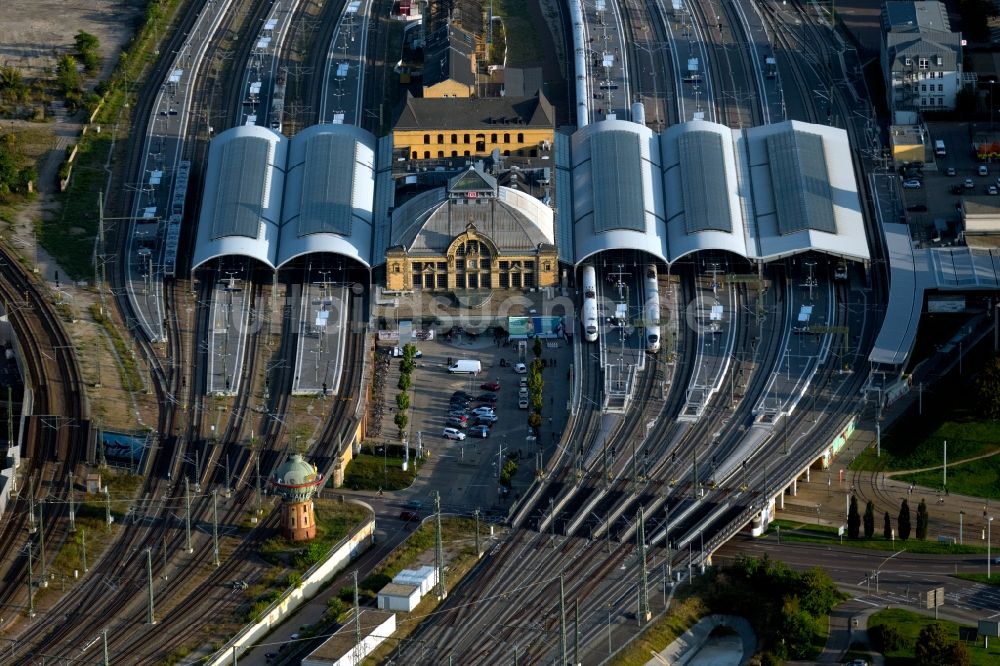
[0,249,88,631]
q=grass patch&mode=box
[895,452,1000,500]
[850,416,1000,473]
[46,135,112,279]
[494,0,543,65]
[614,596,708,666]
[768,519,988,554]
[952,573,1000,586]
[89,303,144,393]
[37,0,189,280]
[868,608,1000,665]
[259,499,370,571]
[342,444,423,491]
[360,517,476,592]
[247,500,371,622]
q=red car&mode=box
[480,380,501,392]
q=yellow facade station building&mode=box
[385,165,558,293]
[392,91,555,161]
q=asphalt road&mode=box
[716,535,1000,625]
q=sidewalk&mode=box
[777,315,998,538]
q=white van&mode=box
[448,359,481,374]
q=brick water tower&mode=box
[270,454,324,541]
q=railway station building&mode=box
[392,91,555,161]
[384,164,558,292]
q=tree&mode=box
[74,31,100,75]
[397,373,411,391]
[974,354,1000,419]
[56,55,81,96]
[916,623,965,666]
[916,498,929,540]
[898,499,911,540]
[798,567,841,617]
[395,392,410,411]
[393,410,408,438]
[847,495,861,539]
[0,66,26,102]
[883,511,893,540]
[863,500,875,539]
[533,337,542,359]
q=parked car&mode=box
[979,164,989,176]
[906,204,927,212]
[514,363,527,374]
[519,377,528,388]
[518,396,529,409]
[988,185,998,195]
[447,411,469,421]
[519,386,529,398]
[388,347,422,357]
[445,417,468,430]
[471,406,496,417]
[468,425,490,438]
[480,380,501,392]
[450,400,471,411]
[472,414,498,426]
[399,511,421,522]
[945,166,956,176]
[964,178,975,189]
[476,392,499,402]
[902,178,921,189]
[442,427,466,440]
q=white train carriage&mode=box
[644,264,660,352]
[581,264,598,342]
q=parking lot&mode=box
[375,327,573,513]
[901,122,1000,245]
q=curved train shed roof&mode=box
[567,119,870,265]
[192,124,286,270]
[192,124,376,272]
[278,123,375,268]
[570,119,667,264]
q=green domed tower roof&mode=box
[270,454,323,502]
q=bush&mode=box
[398,373,411,391]
[870,623,904,652]
[292,541,327,569]
[326,597,348,621]
[396,392,410,411]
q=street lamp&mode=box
[989,516,994,580]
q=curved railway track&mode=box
[0,250,88,630]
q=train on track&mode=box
[581,264,598,342]
[644,263,660,352]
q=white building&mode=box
[301,610,396,666]
[881,1,963,117]
[393,565,438,595]
[377,582,421,612]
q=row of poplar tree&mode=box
[847,496,929,540]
